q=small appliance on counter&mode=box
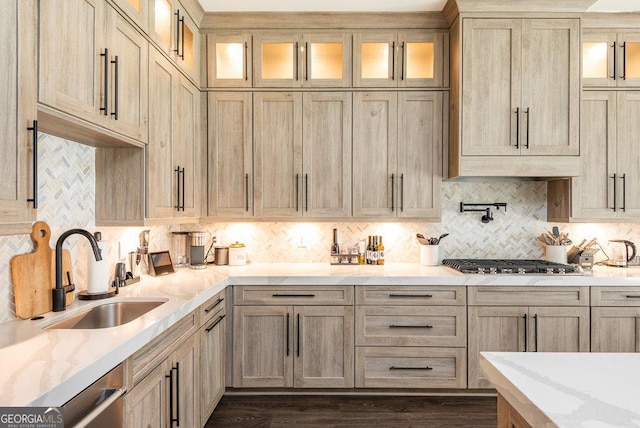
[605,240,637,268]
[188,232,209,269]
[442,259,582,275]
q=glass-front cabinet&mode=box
[583,30,640,88]
[353,31,447,88]
[207,34,252,87]
[111,0,148,32]
[254,33,351,87]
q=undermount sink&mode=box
[45,300,167,330]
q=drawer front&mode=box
[356,306,466,347]
[234,285,354,305]
[356,286,466,306]
[592,287,640,306]
[355,347,466,388]
[201,291,226,325]
[468,286,589,306]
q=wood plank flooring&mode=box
[205,395,497,427]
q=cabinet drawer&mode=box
[356,306,466,347]
[592,287,640,306]
[128,311,197,386]
[468,287,589,306]
[356,286,465,306]
[234,285,354,305]
[201,291,226,325]
[355,347,466,388]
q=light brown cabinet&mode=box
[199,293,226,422]
[583,30,640,88]
[467,287,590,389]
[254,92,352,218]
[353,31,447,88]
[111,0,149,33]
[353,91,442,219]
[233,286,354,389]
[147,47,201,221]
[548,91,640,222]
[0,0,37,235]
[254,33,351,88]
[591,287,640,352]
[207,33,252,87]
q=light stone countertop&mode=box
[2,263,640,407]
[480,352,640,427]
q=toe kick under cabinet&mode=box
[355,286,467,389]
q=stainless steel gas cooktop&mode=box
[441,259,581,275]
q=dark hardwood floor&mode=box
[205,395,497,427]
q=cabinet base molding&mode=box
[224,387,496,396]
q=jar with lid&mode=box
[229,242,247,266]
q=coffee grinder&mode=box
[189,232,209,269]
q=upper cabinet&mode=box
[149,0,200,83]
[583,30,640,88]
[449,18,581,177]
[353,31,447,88]
[111,0,149,33]
[207,34,252,87]
[0,0,37,235]
[253,33,352,88]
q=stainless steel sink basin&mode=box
[45,300,166,330]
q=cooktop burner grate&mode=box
[441,259,580,274]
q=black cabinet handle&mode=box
[295,173,299,212]
[272,294,315,298]
[175,362,180,426]
[181,167,185,211]
[514,107,520,149]
[626,295,640,299]
[400,173,404,212]
[180,16,185,60]
[391,174,395,212]
[245,173,249,212]
[401,42,406,80]
[244,42,248,81]
[175,166,181,211]
[304,174,309,212]
[111,56,119,120]
[389,324,433,329]
[286,313,290,356]
[173,10,181,56]
[524,107,530,149]
[165,368,174,426]
[611,41,617,80]
[206,314,225,333]
[390,41,395,80]
[621,173,626,212]
[305,42,309,81]
[621,42,626,80]
[612,173,617,212]
[534,314,538,352]
[295,42,299,81]
[390,366,433,371]
[204,298,224,314]
[100,49,109,116]
[523,314,528,352]
[389,294,433,298]
[27,120,38,208]
[297,313,300,357]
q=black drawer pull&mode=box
[205,314,225,333]
[204,298,224,313]
[272,294,315,298]
[390,325,433,329]
[389,366,433,371]
[389,294,433,298]
[626,295,640,299]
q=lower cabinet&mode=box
[233,286,355,388]
[591,287,640,352]
[200,295,226,422]
[467,287,590,388]
[497,393,532,428]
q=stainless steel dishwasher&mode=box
[62,363,126,427]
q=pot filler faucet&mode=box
[53,229,102,312]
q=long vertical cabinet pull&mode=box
[523,314,528,352]
[296,313,300,357]
[175,166,181,211]
[179,17,185,60]
[524,108,530,149]
[391,174,395,212]
[27,120,38,208]
[295,174,300,212]
[244,42,248,81]
[175,362,180,426]
[305,42,309,81]
[165,368,174,426]
[173,11,181,56]
[611,173,617,212]
[611,41,617,80]
[111,56,119,120]
[621,174,627,212]
[621,42,627,80]
[514,108,520,149]
[533,314,539,352]
[400,173,404,212]
[294,42,299,81]
[180,167,185,211]
[401,42,406,80]
[245,173,249,212]
[286,313,290,356]
[100,49,109,115]
[390,42,395,80]
[304,174,309,212]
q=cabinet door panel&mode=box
[201,314,226,422]
[207,33,252,88]
[254,92,303,217]
[592,307,640,352]
[233,306,293,387]
[304,33,352,88]
[294,306,354,388]
[174,76,200,218]
[172,334,199,428]
[397,92,442,218]
[529,307,590,352]
[521,19,580,156]
[618,32,640,87]
[353,33,397,88]
[302,92,352,217]
[111,0,148,32]
[353,92,397,217]
[254,34,301,87]
[616,91,640,217]
[149,0,177,55]
[582,31,617,88]
[125,362,167,427]
[398,32,446,88]
[461,19,521,155]
[208,92,253,217]
[468,306,527,388]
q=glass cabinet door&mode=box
[353,33,397,87]
[398,32,445,88]
[618,32,640,87]
[111,0,148,32]
[175,9,200,82]
[207,34,252,87]
[149,0,176,54]
[582,31,617,87]
[303,33,351,88]
[254,34,301,87]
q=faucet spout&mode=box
[54,229,102,312]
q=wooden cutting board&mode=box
[11,221,54,319]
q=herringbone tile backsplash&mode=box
[2,134,640,323]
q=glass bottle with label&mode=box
[377,236,385,265]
